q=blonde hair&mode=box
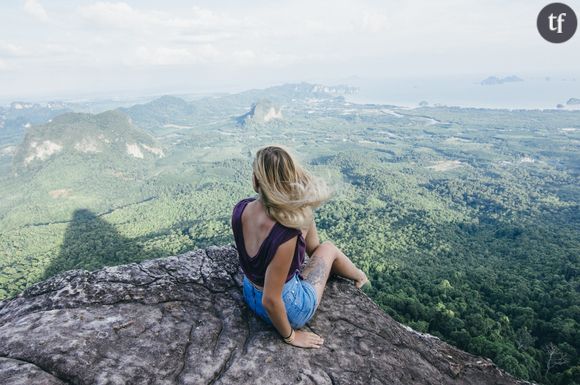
[252,145,331,231]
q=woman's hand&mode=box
[288,330,324,348]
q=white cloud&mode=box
[0,58,11,71]
[23,0,49,21]
[359,11,389,33]
[77,2,243,32]
[129,44,220,66]
[0,42,28,57]
[74,2,265,67]
[78,2,156,29]
[231,50,257,65]
[0,41,76,60]
[174,32,235,45]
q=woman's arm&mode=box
[305,219,320,257]
[262,235,324,348]
[262,236,296,339]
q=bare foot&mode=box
[354,268,369,289]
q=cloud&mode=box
[0,58,11,71]
[74,2,265,67]
[77,2,243,32]
[0,42,28,57]
[231,50,257,66]
[359,11,389,33]
[173,32,235,45]
[23,0,49,21]
[78,2,156,29]
[0,41,76,60]
[129,44,221,66]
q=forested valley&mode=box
[0,84,578,384]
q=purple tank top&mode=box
[231,196,306,286]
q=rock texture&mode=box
[0,246,536,385]
[237,99,282,125]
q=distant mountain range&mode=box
[120,95,198,134]
[119,82,356,134]
[0,82,344,146]
[480,75,524,86]
[5,82,357,173]
[0,101,72,147]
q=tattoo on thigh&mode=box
[305,257,327,287]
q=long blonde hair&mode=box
[252,145,331,231]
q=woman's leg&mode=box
[301,241,367,310]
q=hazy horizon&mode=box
[1,0,579,104]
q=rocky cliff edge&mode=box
[0,246,536,385]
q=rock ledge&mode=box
[0,246,535,385]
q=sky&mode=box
[0,0,579,101]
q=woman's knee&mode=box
[309,241,337,265]
[315,240,335,254]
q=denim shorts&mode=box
[242,272,317,329]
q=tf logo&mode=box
[537,3,577,43]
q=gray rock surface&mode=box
[0,245,536,385]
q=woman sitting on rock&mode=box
[231,144,369,349]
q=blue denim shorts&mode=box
[242,272,317,329]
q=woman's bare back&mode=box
[241,199,277,257]
[241,198,308,289]
[242,199,307,256]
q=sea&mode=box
[343,75,580,110]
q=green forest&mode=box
[0,85,578,384]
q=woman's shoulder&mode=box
[275,222,304,240]
[232,196,256,217]
[234,196,256,207]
